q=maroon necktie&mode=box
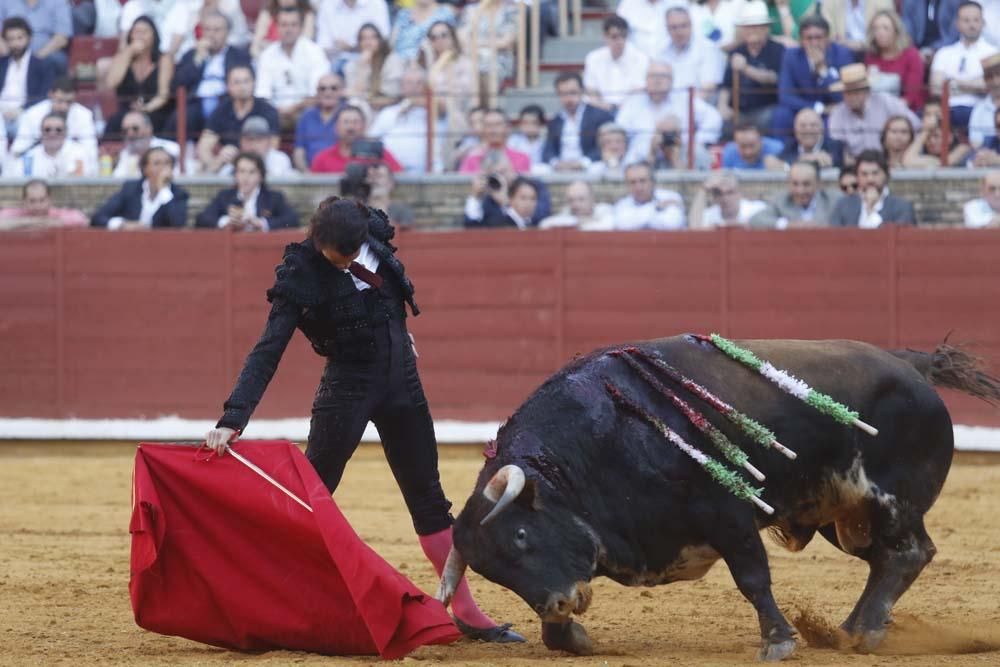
[348,261,383,289]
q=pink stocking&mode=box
[418,527,496,630]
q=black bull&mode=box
[436,335,1000,660]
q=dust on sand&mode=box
[1,443,1000,666]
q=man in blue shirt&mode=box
[721,121,784,169]
[771,14,855,141]
[293,73,346,172]
[0,0,72,74]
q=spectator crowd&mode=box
[0,0,998,230]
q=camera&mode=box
[340,162,372,202]
[660,131,679,148]
[351,138,384,160]
[486,173,504,192]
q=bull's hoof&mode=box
[542,620,594,655]
[852,628,887,653]
[758,638,797,662]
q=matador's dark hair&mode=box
[309,196,369,256]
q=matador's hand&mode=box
[205,427,238,455]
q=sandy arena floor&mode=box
[2,442,999,666]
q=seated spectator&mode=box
[367,161,416,228]
[616,0,670,56]
[777,107,846,168]
[0,0,72,74]
[452,105,486,168]
[902,0,961,59]
[542,72,614,171]
[880,115,916,168]
[197,65,279,173]
[464,174,540,229]
[170,9,252,137]
[969,53,1000,147]
[102,16,174,137]
[616,61,722,165]
[0,179,87,231]
[4,112,95,177]
[458,0,518,99]
[722,121,785,169]
[458,108,531,174]
[864,10,927,113]
[750,161,840,228]
[930,1,997,135]
[251,0,316,57]
[390,0,454,61]
[690,0,742,52]
[11,77,98,166]
[660,6,722,99]
[311,104,404,172]
[293,73,346,171]
[508,105,546,168]
[113,110,181,178]
[256,6,327,128]
[539,180,615,230]
[344,23,405,112]
[369,66,439,173]
[613,161,686,230]
[218,115,295,176]
[821,0,895,53]
[772,14,855,141]
[162,0,250,60]
[902,102,972,167]
[316,0,390,65]
[838,164,858,194]
[828,63,922,160]
[196,152,298,230]
[688,171,767,228]
[646,113,713,170]
[963,170,1000,227]
[0,17,55,132]
[583,15,650,112]
[829,148,916,226]
[970,107,1000,165]
[587,122,630,176]
[0,115,6,166]
[91,147,189,229]
[421,20,476,168]
[718,2,785,137]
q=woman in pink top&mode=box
[864,10,926,113]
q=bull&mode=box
[436,335,1000,660]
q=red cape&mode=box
[129,441,460,658]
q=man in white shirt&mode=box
[369,66,439,173]
[616,60,723,165]
[613,161,686,230]
[659,6,723,98]
[616,0,669,57]
[969,52,1000,146]
[4,112,94,178]
[11,76,98,165]
[113,110,180,178]
[161,0,249,60]
[316,0,390,62]
[255,6,329,128]
[931,1,999,133]
[688,171,768,228]
[583,15,650,111]
[963,170,1000,227]
[539,180,615,230]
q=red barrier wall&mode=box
[2,227,999,426]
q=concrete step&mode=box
[498,86,562,117]
[541,35,603,63]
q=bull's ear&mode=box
[516,478,542,512]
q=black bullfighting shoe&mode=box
[452,617,526,643]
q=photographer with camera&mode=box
[647,114,712,171]
[311,105,403,173]
[463,170,540,229]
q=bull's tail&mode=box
[892,342,1000,406]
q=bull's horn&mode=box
[480,464,526,525]
[434,546,466,607]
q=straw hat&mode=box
[735,1,773,27]
[830,63,869,92]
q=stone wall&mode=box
[0,169,986,229]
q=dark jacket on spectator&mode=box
[829,192,917,226]
[778,136,846,168]
[90,180,190,228]
[0,53,54,109]
[464,195,537,229]
[194,186,299,230]
[172,46,252,94]
[542,104,615,163]
[902,0,962,51]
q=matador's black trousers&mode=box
[306,318,453,536]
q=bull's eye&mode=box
[514,527,528,548]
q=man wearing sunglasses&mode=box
[112,110,181,178]
[10,76,97,166]
[4,111,93,177]
[293,73,346,172]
